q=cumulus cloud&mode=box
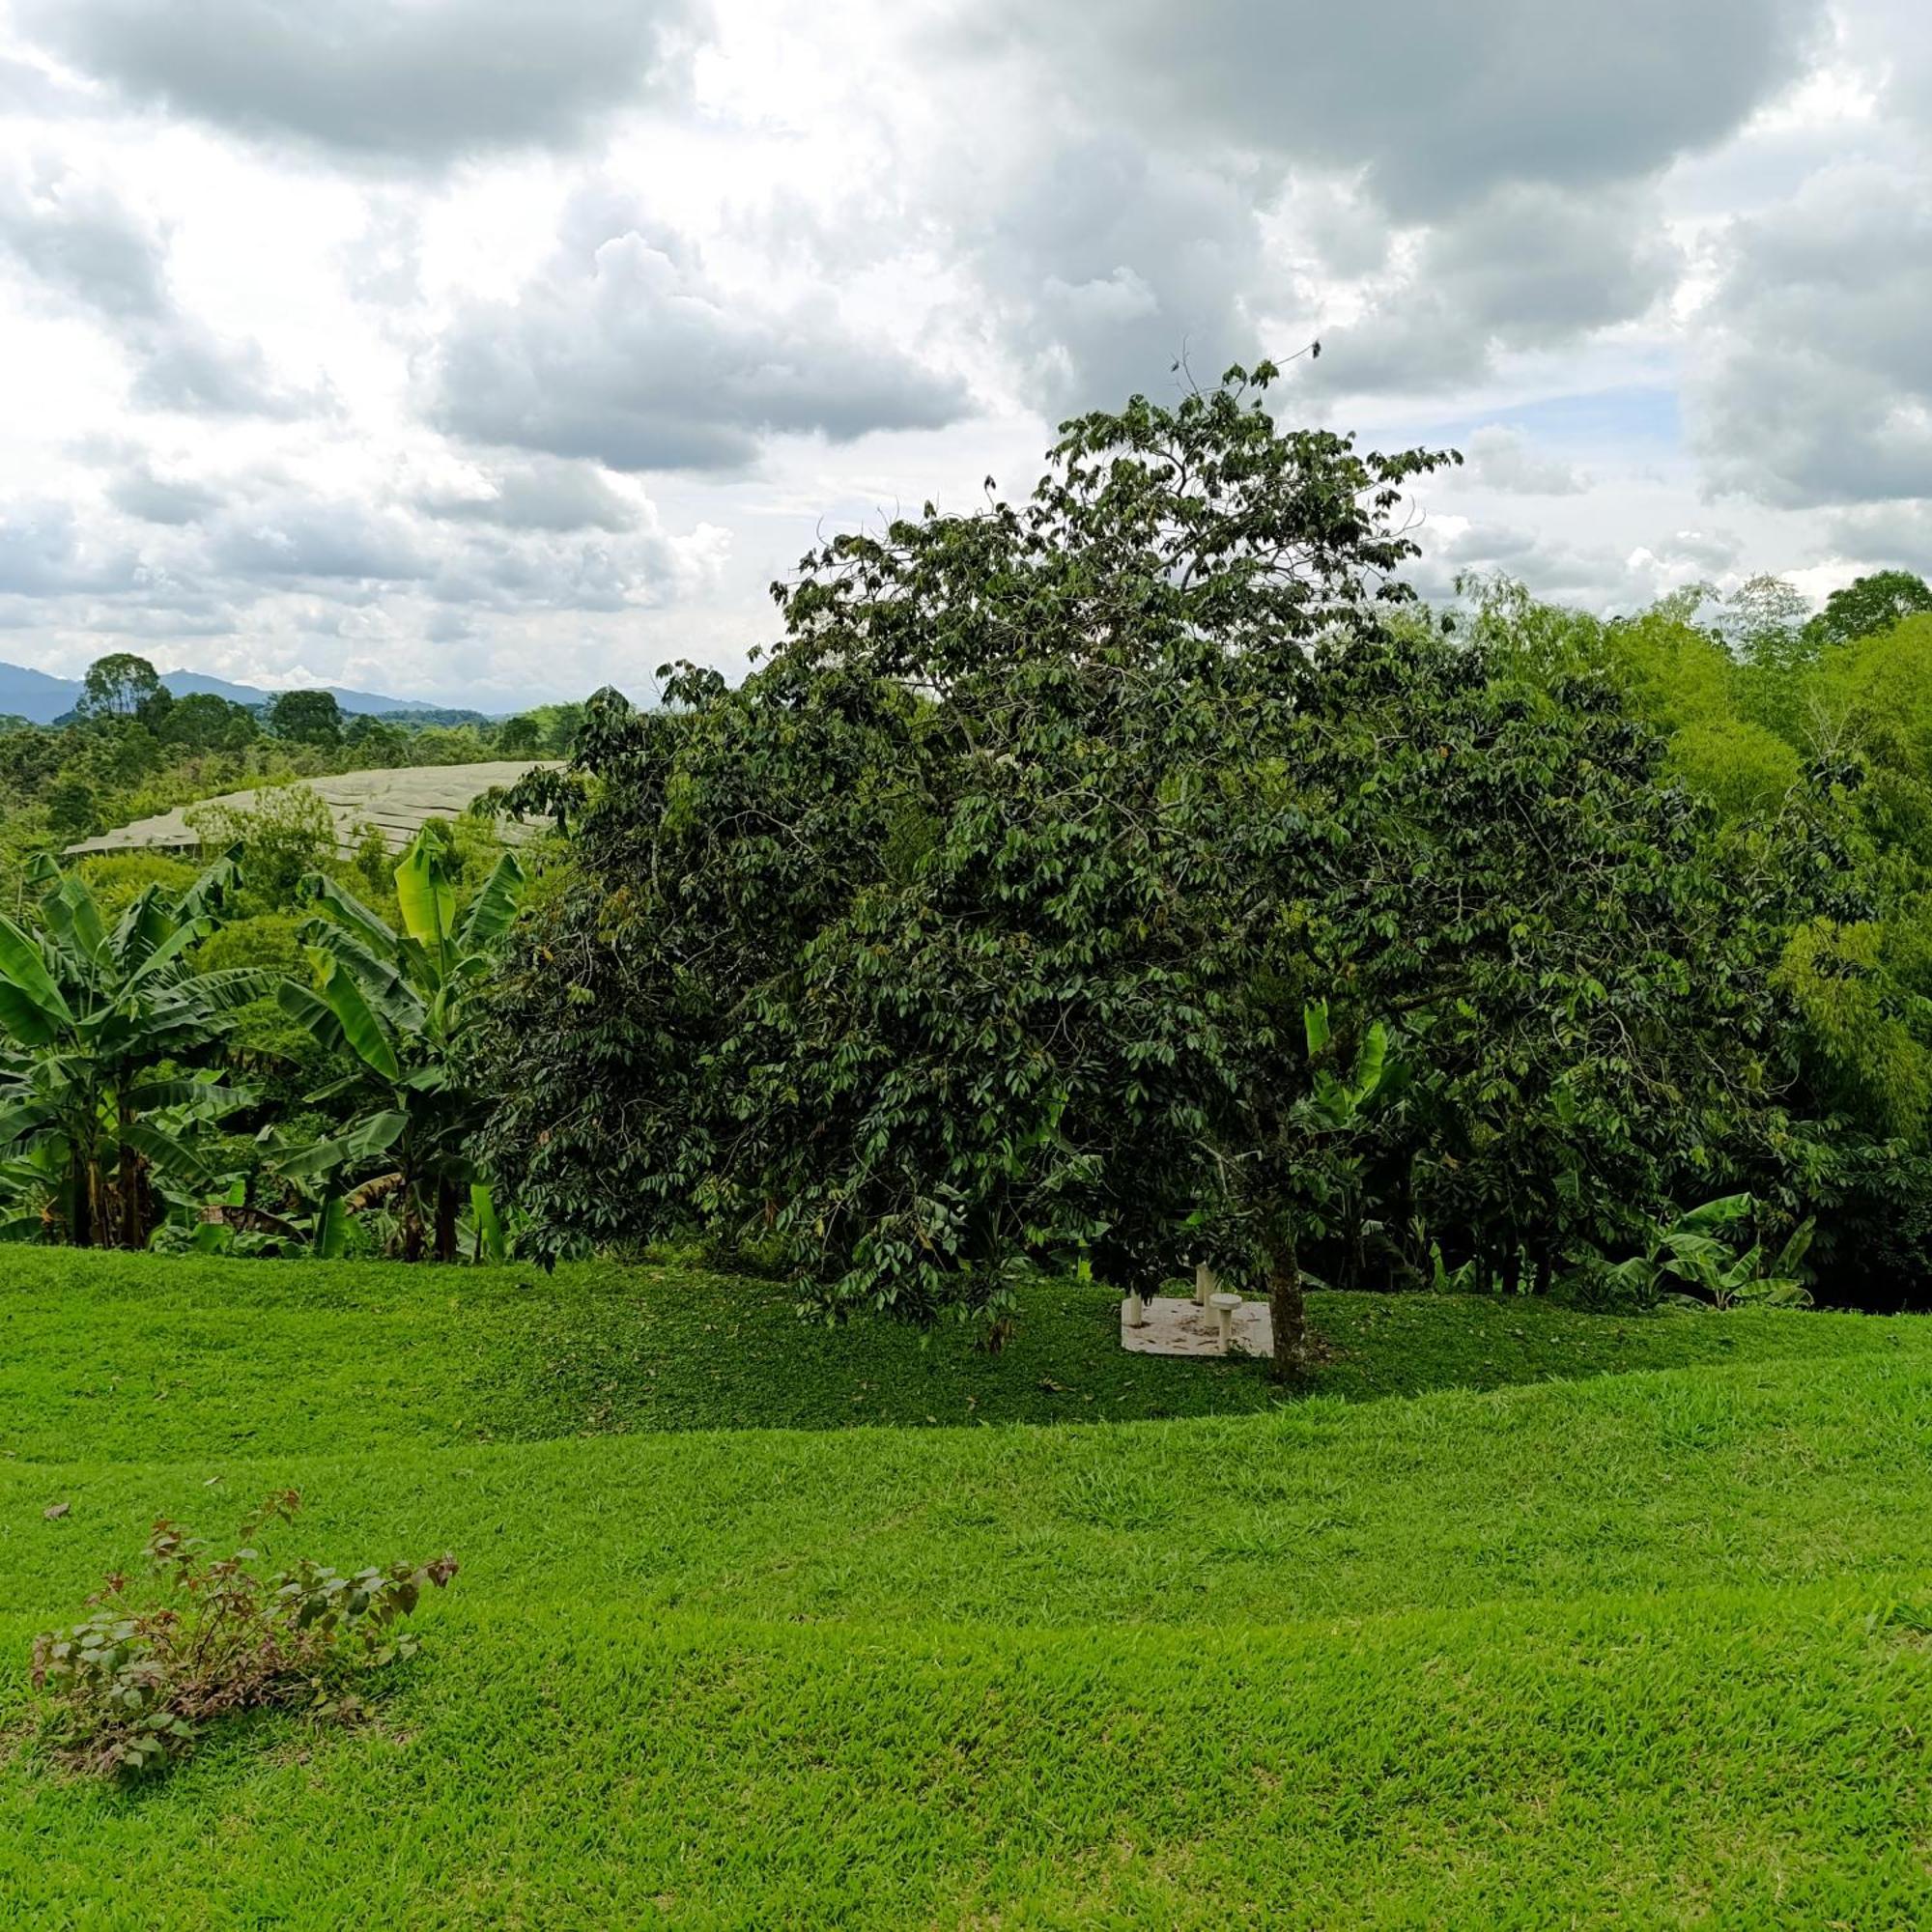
[0,499,135,595]
[0,170,325,418]
[1826,501,1932,572]
[1693,162,1932,509]
[1657,528,1745,573]
[958,135,1267,417]
[1302,185,1679,396]
[108,462,222,526]
[20,0,701,165]
[426,208,971,472]
[417,458,642,534]
[1416,518,1690,611]
[210,500,434,584]
[932,0,1813,413]
[966,0,1826,220]
[1464,426,1589,496]
[0,0,1917,696]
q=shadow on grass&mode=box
[463,1267,1907,1439]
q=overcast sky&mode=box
[0,0,1926,706]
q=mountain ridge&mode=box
[0,660,446,724]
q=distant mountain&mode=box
[0,661,86,724]
[0,660,444,725]
[156,670,444,716]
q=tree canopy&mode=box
[481,370,1811,1362]
[268,690,344,747]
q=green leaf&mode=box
[0,980,60,1049]
[315,954,402,1084]
[394,831,457,956]
[1350,1022,1388,1105]
[1772,1215,1816,1279]
[0,1095,60,1149]
[313,1194,349,1259]
[300,874,401,957]
[0,913,72,1030]
[277,979,348,1057]
[177,849,242,923]
[1675,1194,1752,1234]
[125,1079,255,1120]
[43,876,108,967]
[301,924,424,1032]
[1302,1000,1330,1060]
[108,888,174,974]
[470,1181,506,1263]
[119,1121,219,1183]
[120,916,214,994]
[158,968,280,1017]
[456,851,525,952]
[274,1109,408,1182]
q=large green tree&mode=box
[1804,570,1932,650]
[484,370,1795,1364]
[268,690,344,748]
[76,653,163,722]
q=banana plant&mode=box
[0,855,267,1246]
[1600,1195,1813,1309]
[273,827,521,1262]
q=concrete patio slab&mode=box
[1120,1293,1272,1357]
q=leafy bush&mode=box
[29,1492,457,1780]
[1583,1195,1813,1311]
[187,781,337,906]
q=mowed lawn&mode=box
[5,1252,1932,1926]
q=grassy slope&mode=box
[5,1251,1932,1927]
[2,1247,1917,1457]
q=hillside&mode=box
[5,1252,1931,1925]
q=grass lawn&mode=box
[5,1249,1932,1925]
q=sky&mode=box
[0,0,1927,708]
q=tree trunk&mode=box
[1500,1242,1522,1297]
[68,1154,96,1248]
[433,1177,460,1264]
[117,1115,146,1249]
[1267,1227,1308,1384]
[402,1184,425,1263]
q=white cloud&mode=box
[24,0,702,165]
[1692,160,1932,508]
[1465,427,1588,496]
[425,202,972,472]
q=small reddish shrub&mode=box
[29,1491,456,1780]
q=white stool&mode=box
[1209,1292,1242,1350]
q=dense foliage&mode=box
[0,855,268,1245]
[11,381,1932,1338]
[271,833,522,1262]
[482,368,1863,1361]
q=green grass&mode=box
[2,1246,1917,1458]
[6,1250,1932,1926]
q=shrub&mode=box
[28,1492,456,1780]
